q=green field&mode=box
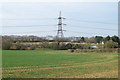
[2,50,118,78]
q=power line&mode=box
[1,18,57,20]
[2,24,117,32]
[67,19,117,25]
[2,30,55,34]
[2,24,117,31]
[2,25,57,27]
[2,30,108,36]
[67,31,111,35]
[67,25,117,31]
[1,13,117,37]
[2,30,115,36]
[1,18,117,25]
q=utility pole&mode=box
[57,11,66,38]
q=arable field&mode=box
[2,50,118,78]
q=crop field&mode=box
[2,50,118,78]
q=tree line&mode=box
[2,35,120,50]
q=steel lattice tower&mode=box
[57,11,66,37]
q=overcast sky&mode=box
[0,0,119,2]
[1,2,118,37]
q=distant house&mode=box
[101,42,104,44]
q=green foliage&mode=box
[15,43,27,50]
[2,40,12,50]
[95,36,103,43]
[111,35,119,43]
[30,45,36,50]
[49,42,60,50]
[39,42,92,50]
[104,35,110,43]
[81,37,85,42]
[85,37,95,43]
[104,40,118,48]
[65,43,73,49]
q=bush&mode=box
[14,43,27,50]
[65,43,73,49]
[49,42,66,50]
[2,40,12,50]
[39,42,93,50]
[104,40,118,48]
[30,45,36,50]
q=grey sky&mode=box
[1,2,118,37]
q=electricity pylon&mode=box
[57,11,66,38]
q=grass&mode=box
[2,50,118,78]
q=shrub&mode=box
[14,43,27,50]
[104,40,118,48]
[30,45,36,50]
[65,43,73,49]
[2,40,12,50]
